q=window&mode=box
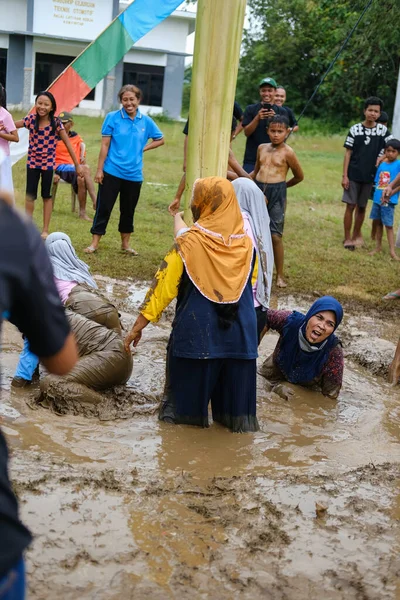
[34,53,95,100]
[0,49,7,88]
[123,63,164,107]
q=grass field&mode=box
[11,114,400,307]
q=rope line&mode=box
[294,0,375,125]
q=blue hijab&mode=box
[276,296,343,384]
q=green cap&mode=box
[259,77,278,89]
[58,111,73,123]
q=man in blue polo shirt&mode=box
[85,84,164,255]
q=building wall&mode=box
[124,49,166,68]
[0,34,9,49]
[2,1,193,117]
[6,36,24,105]
[136,18,191,55]
[1,0,28,31]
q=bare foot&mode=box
[390,253,400,261]
[79,213,92,222]
[368,248,381,256]
[276,276,287,288]
[352,237,364,248]
[41,231,49,240]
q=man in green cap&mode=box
[242,77,287,173]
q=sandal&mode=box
[84,245,97,254]
[382,291,400,300]
[121,248,139,256]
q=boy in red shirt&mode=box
[55,112,97,221]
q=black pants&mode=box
[159,349,259,432]
[91,171,142,236]
[26,167,54,200]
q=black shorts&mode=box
[255,180,287,236]
[26,167,54,200]
[55,166,78,193]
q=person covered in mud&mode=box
[258,296,344,400]
[12,231,108,387]
[125,176,259,433]
[231,177,274,342]
[0,197,77,599]
[12,232,132,406]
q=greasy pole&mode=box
[183,0,247,222]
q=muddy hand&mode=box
[272,383,294,401]
[168,198,181,216]
[388,359,400,386]
[124,329,142,352]
[388,338,400,386]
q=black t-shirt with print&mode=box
[282,105,297,129]
[0,201,70,578]
[242,102,287,165]
[183,101,244,136]
[344,122,392,183]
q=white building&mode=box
[0,0,195,117]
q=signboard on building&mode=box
[33,0,113,41]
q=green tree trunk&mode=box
[184,0,246,222]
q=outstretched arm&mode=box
[228,148,251,179]
[169,173,186,215]
[0,128,18,143]
[59,129,84,178]
[384,172,400,199]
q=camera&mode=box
[262,102,272,110]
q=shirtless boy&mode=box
[252,115,304,288]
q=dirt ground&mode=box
[1,277,400,600]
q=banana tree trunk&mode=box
[184,0,247,222]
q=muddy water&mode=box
[1,278,400,599]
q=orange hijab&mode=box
[175,176,253,304]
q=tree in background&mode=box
[237,0,400,126]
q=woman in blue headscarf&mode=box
[258,296,344,399]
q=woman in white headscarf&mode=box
[232,177,274,342]
[12,232,120,387]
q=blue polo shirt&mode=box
[102,108,163,182]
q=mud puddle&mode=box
[1,277,400,599]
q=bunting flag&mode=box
[10,0,184,165]
[47,0,183,112]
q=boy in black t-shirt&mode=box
[342,96,392,250]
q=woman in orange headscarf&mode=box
[125,176,259,432]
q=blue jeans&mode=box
[0,558,25,600]
[14,338,39,382]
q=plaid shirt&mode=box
[24,114,64,170]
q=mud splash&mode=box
[2,278,400,599]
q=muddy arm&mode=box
[388,337,400,386]
[320,345,344,399]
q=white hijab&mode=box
[45,232,97,288]
[232,178,274,308]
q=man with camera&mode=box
[242,77,287,173]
